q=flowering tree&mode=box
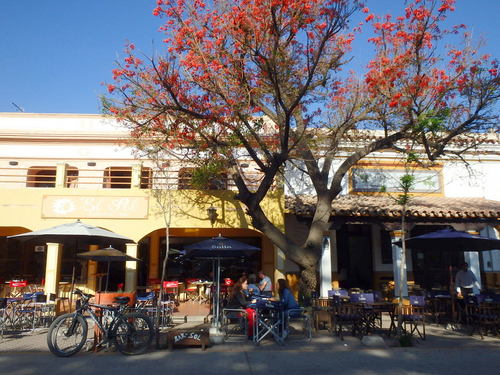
[105,0,499,293]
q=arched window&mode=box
[26,167,56,187]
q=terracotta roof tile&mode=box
[286,195,500,220]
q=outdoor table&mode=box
[354,301,396,335]
[252,299,285,345]
[191,281,213,303]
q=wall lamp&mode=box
[207,206,219,226]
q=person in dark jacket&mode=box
[226,277,255,337]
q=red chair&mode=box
[8,280,28,298]
[163,281,180,303]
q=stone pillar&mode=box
[149,231,160,280]
[55,163,68,188]
[125,243,139,292]
[391,230,408,298]
[44,242,63,297]
[319,235,332,298]
[86,244,99,293]
[131,163,142,189]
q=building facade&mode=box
[0,113,283,297]
[0,112,499,299]
[284,133,500,296]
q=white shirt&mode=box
[455,269,478,291]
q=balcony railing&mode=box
[0,166,264,191]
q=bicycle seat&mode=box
[114,296,130,305]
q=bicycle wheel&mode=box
[47,313,88,357]
[113,312,154,355]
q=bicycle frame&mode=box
[70,291,129,344]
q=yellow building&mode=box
[0,113,284,298]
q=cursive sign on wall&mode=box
[42,195,149,219]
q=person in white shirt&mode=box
[455,262,479,296]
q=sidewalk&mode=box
[1,321,499,353]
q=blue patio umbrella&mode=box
[395,228,500,319]
[394,228,500,252]
[184,235,260,327]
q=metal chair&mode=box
[222,308,249,340]
[0,298,7,339]
[284,308,312,341]
[7,280,28,298]
[15,292,44,332]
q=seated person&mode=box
[258,270,273,297]
[225,277,255,337]
[277,278,299,315]
[246,274,260,297]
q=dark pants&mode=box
[460,287,473,296]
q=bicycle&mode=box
[47,289,154,357]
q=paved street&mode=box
[1,324,499,375]
[1,346,499,375]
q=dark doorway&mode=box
[410,225,464,290]
[337,224,373,290]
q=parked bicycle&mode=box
[47,289,153,357]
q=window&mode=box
[66,167,79,188]
[26,166,56,187]
[178,168,194,190]
[103,167,131,189]
[351,167,441,194]
[141,167,152,189]
[208,173,228,190]
[177,168,228,190]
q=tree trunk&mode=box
[298,264,318,305]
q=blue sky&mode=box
[0,0,498,114]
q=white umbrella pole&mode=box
[215,258,221,327]
[105,261,110,292]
